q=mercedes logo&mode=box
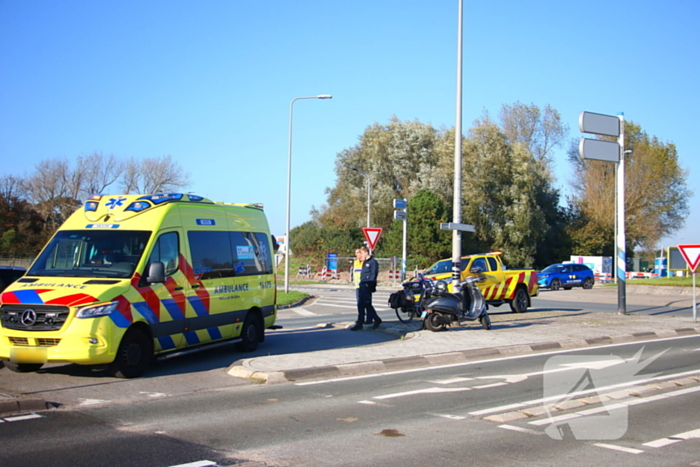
[21,309,37,327]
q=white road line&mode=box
[643,428,700,448]
[296,334,700,387]
[374,386,472,400]
[79,398,110,406]
[358,400,378,405]
[529,386,700,427]
[469,368,700,416]
[431,413,466,420]
[593,443,644,454]
[428,377,475,384]
[3,413,43,422]
[499,424,542,435]
[168,461,218,467]
[292,308,319,316]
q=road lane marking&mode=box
[528,386,700,427]
[593,443,644,454]
[3,413,43,422]
[498,424,542,435]
[644,428,700,448]
[469,368,700,416]
[293,308,319,316]
[431,413,466,420]
[296,334,700,387]
[169,461,218,467]
[79,398,110,406]
[374,387,472,400]
[473,382,508,389]
[428,377,474,384]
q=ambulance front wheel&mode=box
[236,313,262,352]
[110,327,153,378]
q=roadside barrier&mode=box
[595,272,612,283]
[626,271,659,280]
[316,268,338,280]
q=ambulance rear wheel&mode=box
[4,362,44,373]
[110,328,153,378]
[236,314,261,352]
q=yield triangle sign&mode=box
[362,227,383,250]
[677,244,700,273]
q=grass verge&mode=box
[277,290,310,307]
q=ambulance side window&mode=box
[149,232,179,276]
[230,232,273,276]
[188,231,234,280]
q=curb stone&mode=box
[277,294,316,309]
[227,326,700,384]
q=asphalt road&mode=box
[2,335,699,467]
[278,284,696,329]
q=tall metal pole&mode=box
[451,0,464,285]
[366,175,371,227]
[616,114,627,315]
[284,95,332,294]
[402,198,407,280]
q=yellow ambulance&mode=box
[0,193,277,378]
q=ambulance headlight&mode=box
[76,302,118,319]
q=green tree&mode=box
[0,194,47,256]
[567,121,691,253]
[317,117,446,230]
[377,189,452,265]
[461,119,547,267]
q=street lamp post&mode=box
[284,94,332,294]
[351,168,384,227]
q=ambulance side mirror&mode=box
[147,261,166,284]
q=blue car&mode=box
[538,263,594,291]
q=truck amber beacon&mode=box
[0,193,278,378]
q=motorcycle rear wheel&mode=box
[425,313,448,332]
[395,306,417,323]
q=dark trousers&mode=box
[356,283,379,324]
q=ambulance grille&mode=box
[37,338,61,347]
[0,305,70,331]
[8,337,29,346]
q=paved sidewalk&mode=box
[229,286,700,383]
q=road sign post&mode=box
[393,199,407,280]
[579,110,627,315]
[677,244,700,322]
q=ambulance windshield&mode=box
[27,230,152,279]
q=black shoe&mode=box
[363,320,373,325]
[372,319,382,330]
[350,324,363,331]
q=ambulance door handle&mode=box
[191,284,201,289]
[174,286,184,291]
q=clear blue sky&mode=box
[1,0,698,251]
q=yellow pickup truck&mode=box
[423,252,538,313]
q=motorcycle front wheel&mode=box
[424,312,448,332]
[479,314,491,330]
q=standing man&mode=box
[351,245,381,330]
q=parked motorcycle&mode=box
[388,274,434,323]
[421,268,492,332]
